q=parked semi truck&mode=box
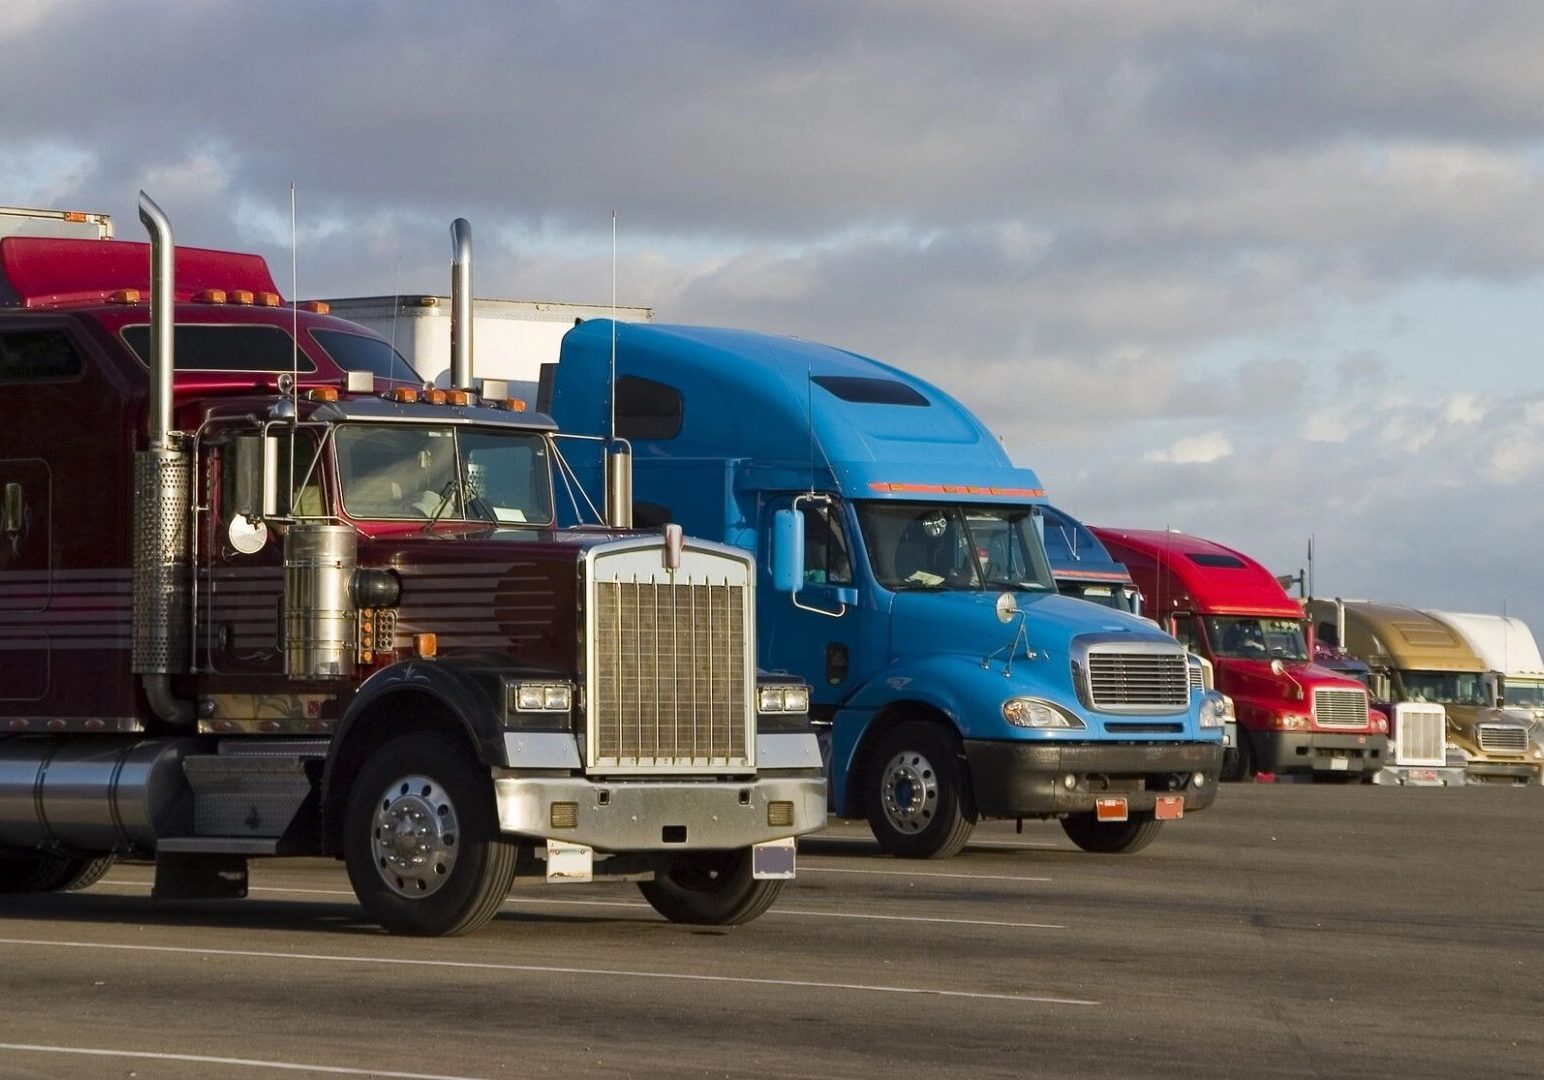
[1,204,113,240]
[547,321,1227,859]
[323,294,652,389]
[0,196,824,933]
[1426,611,1544,739]
[1092,529,1388,781]
[1307,601,1541,783]
[1042,504,1239,763]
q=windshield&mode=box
[1503,681,1544,708]
[1204,616,1309,661]
[857,502,1055,592]
[1057,580,1139,613]
[1401,671,1490,707]
[335,425,553,524]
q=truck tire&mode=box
[1060,811,1163,854]
[865,722,977,859]
[0,853,115,894]
[1222,731,1254,782]
[638,849,785,926]
[344,731,516,937]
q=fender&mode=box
[827,652,1066,815]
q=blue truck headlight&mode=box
[1002,698,1085,729]
[508,681,572,713]
[758,685,810,714]
[1199,691,1231,728]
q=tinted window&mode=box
[616,375,682,439]
[311,329,420,383]
[0,328,83,381]
[121,324,317,372]
[812,375,928,406]
[1187,552,1245,569]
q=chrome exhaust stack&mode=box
[133,192,194,723]
[450,217,473,390]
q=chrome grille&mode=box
[1085,651,1189,712]
[1477,723,1529,754]
[1313,688,1368,728]
[590,577,751,772]
[1187,663,1204,692]
[1392,704,1445,767]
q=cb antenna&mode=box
[609,210,617,442]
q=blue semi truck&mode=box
[1042,505,1143,614]
[548,321,1227,858]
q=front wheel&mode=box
[864,722,977,859]
[1060,811,1163,854]
[638,849,785,926]
[344,731,516,937]
[0,853,115,894]
[1222,729,1255,782]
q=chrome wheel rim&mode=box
[880,750,938,834]
[371,774,459,899]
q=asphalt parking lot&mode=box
[0,783,1539,1079]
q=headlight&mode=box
[1274,713,1309,731]
[1003,698,1085,729]
[758,685,810,714]
[1371,714,1389,734]
[1198,691,1230,728]
[508,681,572,713]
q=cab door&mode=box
[759,494,864,707]
[0,457,51,702]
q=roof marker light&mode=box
[228,289,254,305]
[445,389,470,407]
[389,387,419,403]
[306,387,339,403]
[193,289,227,304]
[108,289,141,304]
[868,482,1047,497]
[255,291,281,307]
[424,389,448,405]
[507,398,527,412]
[301,300,330,314]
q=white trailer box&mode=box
[0,205,113,240]
[320,295,652,390]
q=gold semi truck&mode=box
[1307,600,1542,785]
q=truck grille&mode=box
[1085,651,1189,712]
[1476,723,1529,754]
[1187,663,1203,692]
[1392,704,1445,767]
[1313,688,1368,728]
[589,576,752,772]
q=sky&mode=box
[6,0,1544,631]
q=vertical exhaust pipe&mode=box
[133,191,194,723]
[450,218,473,391]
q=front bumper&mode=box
[962,740,1222,818]
[1252,731,1387,775]
[492,771,827,851]
[1461,760,1540,785]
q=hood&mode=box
[1216,657,1367,706]
[887,589,1174,664]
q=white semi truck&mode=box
[1,205,113,240]
[1428,611,1544,750]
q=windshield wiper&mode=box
[420,480,461,534]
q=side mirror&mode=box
[1270,659,1286,676]
[231,435,279,519]
[771,509,805,594]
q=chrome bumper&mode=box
[492,772,826,851]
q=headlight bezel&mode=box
[1002,697,1086,729]
[758,684,811,715]
[1198,690,1231,729]
[506,680,573,715]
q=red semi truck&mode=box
[0,194,825,934]
[1091,528,1388,780]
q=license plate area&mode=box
[1155,795,1184,820]
[1095,797,1128,822]
[752,837,796,880]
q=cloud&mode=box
[1143,432,1235,465]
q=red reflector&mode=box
[1095,797,1128,823]
[1155,796,1184,821]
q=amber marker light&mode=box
[413,633,438,658]
[107,289,141,304]
[255,291,281,307]
[301,300,330,314]
[193,289,227,304]
[445,390,470,407]
[507,398,527,412]
[227,289,254,305]
[424,389,448,405]
[306,387,340,403]
[389,387,419,403]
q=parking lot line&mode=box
[801,866,1055,883]
[0,937,1099,1007]
[0,1042,486,1079]
[94,878,1065,930]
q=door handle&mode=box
[2,482,21,538]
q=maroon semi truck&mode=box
[1091,528,1388,780]
[0,194,825,934]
